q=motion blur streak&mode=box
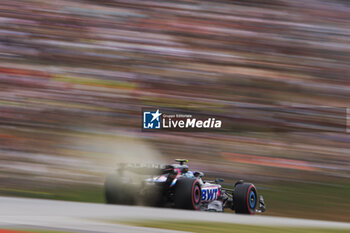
[0,0,350,222]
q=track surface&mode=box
[0,197,349,233]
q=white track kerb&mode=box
[0,197,350,233]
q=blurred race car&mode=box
[105,159,266,214]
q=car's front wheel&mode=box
[233,183,257,214]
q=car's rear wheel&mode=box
[233,183,257,214]
[174,178,201,210]
[105,174,135,205]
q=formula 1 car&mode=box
[105,159,266,214]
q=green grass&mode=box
[50,186,104,203]
[0,185,104,204]
[255,182,350,222]
[119,220,350,233]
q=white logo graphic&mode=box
[143,109,162,129]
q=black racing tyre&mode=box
[174,178,201,210]
[233,183,257,214]
[104,174,135,205]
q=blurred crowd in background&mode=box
[0,0,350,219]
